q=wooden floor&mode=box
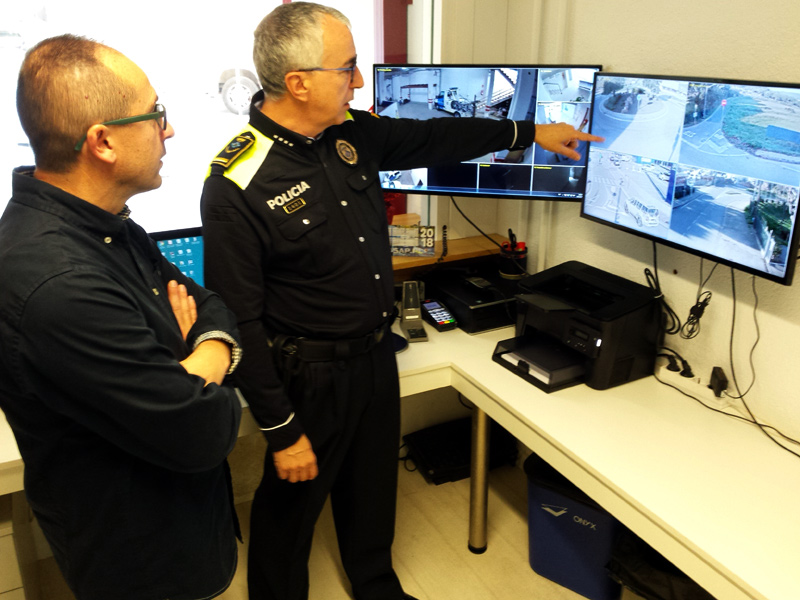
[38,464,632,600]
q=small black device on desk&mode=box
[422,269,516,334]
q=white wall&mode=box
[2,1,377,232]
[438,0,800,446]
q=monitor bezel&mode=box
[373,63,602,202]
[149,226,203,242]
[581,71,800,286]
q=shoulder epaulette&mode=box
[211,131,256,169]
[206,125,274,189]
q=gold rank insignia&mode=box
[336,139,358,165]
[211,131,256,168]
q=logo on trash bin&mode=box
[541,504,569,517]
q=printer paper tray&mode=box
[492,334,587,393]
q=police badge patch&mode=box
[336,139,358,165]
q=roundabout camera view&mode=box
[584,74,800,280]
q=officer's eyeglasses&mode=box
[74,103,168,151]
[296,65,357,80]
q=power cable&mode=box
[679,260,718,339]
[450,196,502,249]
[725,270,800,457]
[651,263,799,458]
[450,196,529,276]
[644,242,681,336]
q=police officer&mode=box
[200,3,602,600]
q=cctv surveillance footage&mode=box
[583,74,800,284]
[374,64,600,200]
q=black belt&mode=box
[273,323,388,363]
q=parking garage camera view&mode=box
[374,64,599,200]
[584,74,800,282]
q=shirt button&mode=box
[104,236,112,244]
[302,219,310,225]
[362,175,367,181]
[358,237,365,242]
[341,201,348,207]
[374,274,381,280]
[382,311,388,317]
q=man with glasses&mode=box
[201,3,602,600]
[0,34,243,600]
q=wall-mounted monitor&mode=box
[373,64,601,201]
[582,73,800,285]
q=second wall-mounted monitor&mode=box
[582,73,800,285]
[373,64,601,200]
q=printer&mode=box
[493,260,659,392]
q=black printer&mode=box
[493,260,660,392]
[422,266,517,334]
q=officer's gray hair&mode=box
[253,2,351,102]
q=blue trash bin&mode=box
[525,453,622,600]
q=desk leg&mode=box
[468,407,489,554]
[12,491,41,600]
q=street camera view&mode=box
[374,65,598,199]
[584,75,800,280]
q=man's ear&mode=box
[83,124,117,165]
[284,71,311,103]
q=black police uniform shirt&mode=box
[0,169,243,600]
[200,91,535,451]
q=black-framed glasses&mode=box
[74,103,167,151]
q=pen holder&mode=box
[499,241,527,279]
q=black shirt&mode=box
[0,169,243,600]
[201,95,534,450]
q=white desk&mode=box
[0,413,23,498]
[3,326,800,600]
[393,326,800,600]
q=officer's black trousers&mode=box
[247,334,404,600]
